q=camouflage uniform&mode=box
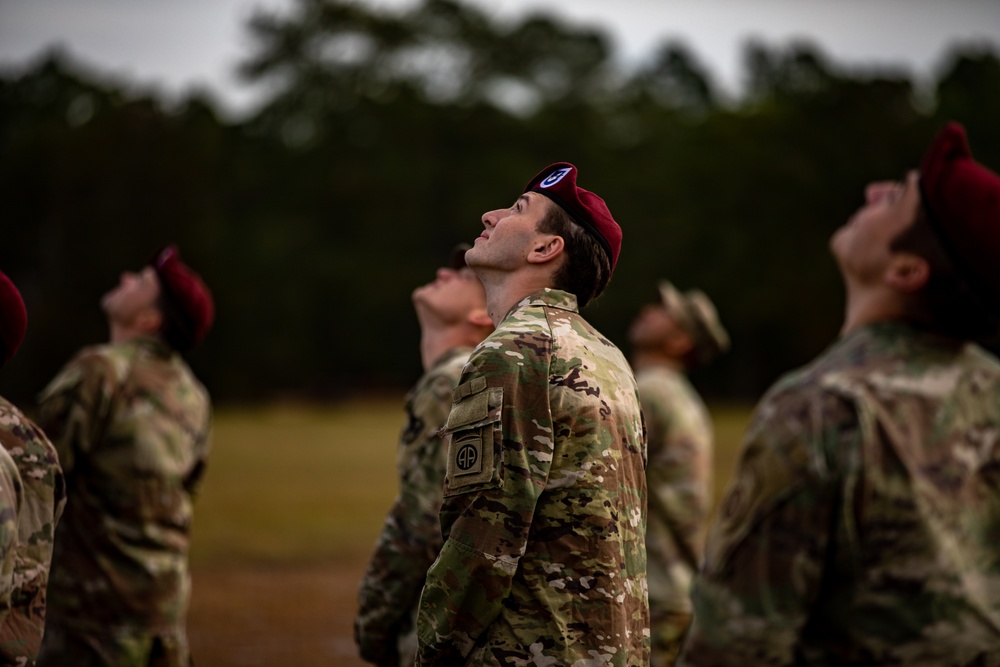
[0,396,66,666]
[416,288,649,666]
[679,323,1000,665]
[356,347,472,666]
[0,445,22,639]
[35,336,212,667]
[636,366,712,667]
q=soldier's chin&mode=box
[464,248,485,270]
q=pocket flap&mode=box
[446,379,494,431]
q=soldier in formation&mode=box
[415,162,649,666]
[628,281,728,667]
[0,271,66,665]
[355,245,493,667]
[679,123,1000,664]
[36,246,214,667]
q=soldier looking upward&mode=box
[356,245,493,667]
[37,245,214,667]
[679,123,1000,665]
[629,282,728,667]
[415,163,649,666]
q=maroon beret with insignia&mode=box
[523,162,622,274]
[920,122,1000,308]
[151,245,214,350]
[0,271,27,367]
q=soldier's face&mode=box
[830,171,921,284]
[413,266,486,325]
[466,192,555,273]
[101,266,161,325]
[629,304,683,349]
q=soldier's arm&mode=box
[415,336,552,665]
[0,447,21,628]
[36,350,117,476]
[355,370,455,664]
[678,390,856,666]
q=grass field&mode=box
[187,399,752,666]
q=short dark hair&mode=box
[156,288,197,353]
[891,204,1000,341]
[536,204,612,308]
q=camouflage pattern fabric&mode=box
[355,347,472,667]
[636,366,712,667]
[679,323,1000,665]
[35,336,211,667]
[416,289,650,666]
[0,396,66,666]
[0,446,21,639]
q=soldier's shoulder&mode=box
[40,343,129,402]
[71,342,135,378]
[415,355,468,405]
[637,366,695,397]
[430,348,472,383]
[0,395,52,448]
[474,312,553,360]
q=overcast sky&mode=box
[1,0,998,118]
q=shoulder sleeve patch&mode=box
[443,383,503,497]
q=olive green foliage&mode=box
[1,0,998,402]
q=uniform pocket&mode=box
[443,378,503,497]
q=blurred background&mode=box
[2,0,1000,664]
[2,0,999,405]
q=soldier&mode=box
[36,245,214,667]
[355,245,493,667]
[0,270,66,665]
[415,163,649,666]
[628,282,728,667]
[679,123,1000,665]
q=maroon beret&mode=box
[151,245,214,350]
[523,162,622,274]
[920,122,1000,307]
[0,271,27,367]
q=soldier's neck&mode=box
[108,323,156,346]
[840,284,912,337]
[477,270,554,327]
[419,330,464,372]
[631,350,683,373]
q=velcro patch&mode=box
[444,382,503,496]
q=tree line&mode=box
[2,0,999,404]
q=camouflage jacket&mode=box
[680,323,1000,666]
[355,346,472,665]
[416,289,650,666]
[36,336,211,634]
[0,444,21,642]
[636,366,712,616]
[0,396,66,664]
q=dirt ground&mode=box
[189,558,370,667]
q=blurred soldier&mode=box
[355,245,493,667]
[415,163,649,666]
[0,271,66,664]
[629,282,728,667]
[36,245,214,667]
[679,123,1000,665]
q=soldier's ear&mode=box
[527,235,564,265]
[467,308,493,329]
[885,253,930,293]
